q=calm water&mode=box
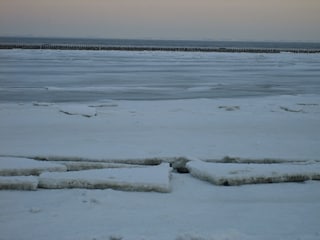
[0,38,320,103]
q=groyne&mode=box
[0,43,319,53]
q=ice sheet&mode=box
[1,49,320,240]
[187,160,320,186]
[1,50,320,102]
[0,95,320,161]
[39,163,171,192]
[55,161,145,171]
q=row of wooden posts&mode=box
[0,43,319,54]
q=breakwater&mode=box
[0,43,319,53]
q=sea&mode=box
[0,37,320,103]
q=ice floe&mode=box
[0,157,67,176]
[187,161,320,186]
[55,161,145,171]
[0,176,38,190]
[32,156,163,165]
[39,163,171,192]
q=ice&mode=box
[39,163,171,192]
[32,102,55,107]
[0,176,38,190]
[55,161,145,171]
[2,50,320,102]
[0,157,67,176]
[1,95,320,161]
[34,156,163,166]
[187,160,320,186]
[58,105,97,117]
[1,49,320,240]
[1,173,320,240]
[46,86,172,92]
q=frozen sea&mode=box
[1,44,320,240]
[1,49,320,103]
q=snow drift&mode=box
[39,163,171,192]
[187,161,320,186]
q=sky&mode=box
[0,0,320,42]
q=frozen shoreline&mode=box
[1,95,320,239]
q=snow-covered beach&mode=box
[1,49,320,240]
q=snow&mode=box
[0,157,67,176]
[1,50,320,239]
[187,160,320,186]
[1,90,320,240]
[1,174,320,240]
[39,163,171,192]
[0,95,320,161]
[0,176,38,190]
[55,161,145,171]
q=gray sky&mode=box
[1,0,320,41]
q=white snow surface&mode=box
[55,161,145,171]
[187,161,320,186]
[0,157,67,176]
[1,174,320,240]
[38,163,171,192]
[0,95,320,161]
[1,95,320,239]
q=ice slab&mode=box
[58,105,97,117]
[0,176,38,190]
[0,157,67,176]
[187,161,320,186]
[55,161,145,171]
[34,156,163,166]
[39,163,171,192]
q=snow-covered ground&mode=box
[1,95,320,240]
[1,50,320,239]
[0,95,319,160]
[1,174,320,240]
